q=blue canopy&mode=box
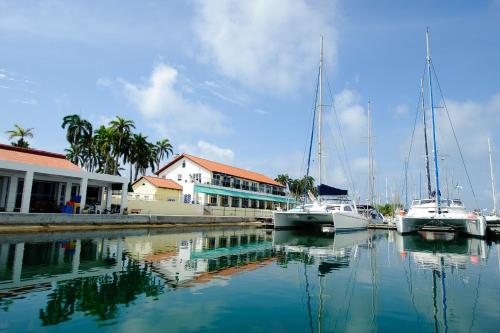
[317,184,348,196]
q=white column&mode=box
[79,177,88,213]
[0,177,8,209]
[12,243,24,283]
[64,181,72,204]
[120,182,128,213]
[106,186,112,211]
[72,239,81,274]
[6,175,18,212]
[20,171,34,213]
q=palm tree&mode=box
[61,115,92,165]
[94,125,116,174]
[130,133,151,181]
[275,174,291,187]
[109,116,135,175]
[154,139,173,170]
[6,124,34,148]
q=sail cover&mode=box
[317,184,348,196]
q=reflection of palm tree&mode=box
[39,259,164,325]
[6,124,34,148]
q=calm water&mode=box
[0,227,499,333]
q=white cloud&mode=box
[9,98,37,105]
[116,63,230,137]
[193,0,336,94]
[394,103,410,116]
[178,141,235,164]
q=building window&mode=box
[212,174,221,186]
[221,195,229,207]
[222,176,230,187]
[177,174,182,181]
[231,197,240,208]
[209,195,217,205]
[183,194,191,203]
[233,179,241,189]
[191,173,201,183]
[250,199,257,208]
[182,160,186,168]
[242,181,249,191]
[259,200,265,209]
[242,198,249,208]
[250,182,257,192]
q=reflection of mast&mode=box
[440,257,449,333]
[318,275,325,333]
[304,256,315,333]
[432,270,439,333]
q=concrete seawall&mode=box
[0,213,261,233]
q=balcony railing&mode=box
[196,176,286,196]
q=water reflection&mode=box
[0,228,498,332]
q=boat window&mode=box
[343,206,352,212]
[452,200,463,206]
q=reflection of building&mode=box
[124,228,274,287]
[0,237,123,291]
[0,144,128,213]
[155,153,288,209]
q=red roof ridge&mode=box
[156,153,283,187]
[0,143,66,159]
[133,175,183,190]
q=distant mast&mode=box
[367,100,374,207]
[426,28,441,211]
[421,77,432,198]
[488,138,497,214]
[318,36,324,190]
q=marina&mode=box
[1,1,499,332]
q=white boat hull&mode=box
[273,211,368,231]
[397,215,487,237]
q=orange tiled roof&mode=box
[134,176,183,190]
[156,153,284,187]
[0,144,82,172]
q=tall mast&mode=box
[318,36,323,188]
[488,138,497,214]
[368,100,374,207]
[421,77,432,198]
[426,28,441,211]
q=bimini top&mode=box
[317,184,348,196]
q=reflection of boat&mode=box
[396,231,488,269]
[273,37,368,231]
[396,231,489,332]
[397,30,487,237]
[273,229,369,258]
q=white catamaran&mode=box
[273,37,368,231]
[396,29,487,237]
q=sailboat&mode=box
[485,138,500,224]
[273,37,368,231]
[396,29,487,237]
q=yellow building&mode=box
[131,176,183,202]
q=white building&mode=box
[0,144,128,214]
[155,153,289,210]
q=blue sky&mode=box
[1,0,499,210]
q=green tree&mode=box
[6,124,33,148]
[275,174,291,187]
[154,139,173,171]
[61,115,92,166]
[109,116,135,175]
